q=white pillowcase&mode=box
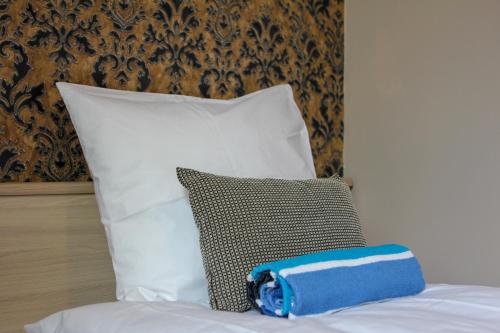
[57,82,316,305]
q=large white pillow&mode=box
[57,82,316,305]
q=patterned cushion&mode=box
[177,168,366,312]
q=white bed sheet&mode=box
[26,284,500,333]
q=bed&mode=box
[24,285,500,333]
[2,181,500,333]
[3,1,500,331]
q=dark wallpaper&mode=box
[0,0,344,181]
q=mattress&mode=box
[26,284,500,333]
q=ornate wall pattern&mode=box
[0,0,344,182]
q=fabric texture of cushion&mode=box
[177,168,366,312]
[57,83,316,305]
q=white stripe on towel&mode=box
[279,251,414,277]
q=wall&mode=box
[345,0,500,286]
[0,0,344,182]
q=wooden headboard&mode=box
[0,178,353,333]
[0,183,115,333]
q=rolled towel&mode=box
[247,244,425,319]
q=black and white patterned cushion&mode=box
[177,168,366,312]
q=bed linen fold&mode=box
[25,285,500,333]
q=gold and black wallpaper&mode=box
[0,0,344,182]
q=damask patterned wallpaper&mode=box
[0,0,344,182]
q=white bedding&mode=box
[26,284,500,333]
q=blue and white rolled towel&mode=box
[246,244,425,319]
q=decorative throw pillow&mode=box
[177,168,366,312]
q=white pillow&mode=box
[57,82,316,305]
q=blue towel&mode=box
[246,244,425,319]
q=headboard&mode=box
[0,183,115,333]
[0,178,352,333]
